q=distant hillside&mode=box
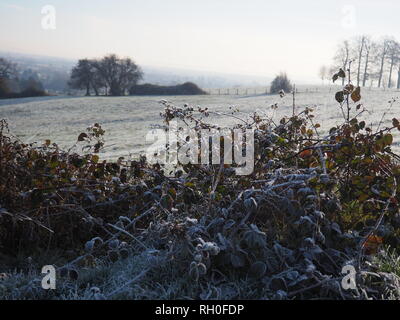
[0,51,272,93]
[129,82,207,95]
[0,51,74,94]
[140,65,272,88]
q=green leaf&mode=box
[383,134,393,146]
[91,155,99,163]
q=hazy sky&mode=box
[1,0,399,83]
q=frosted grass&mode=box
[0,87,399,160]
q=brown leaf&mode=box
[351,86,361,102]
[344,84,354,93]
[338,68,346,78]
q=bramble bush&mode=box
[1,65,400,299]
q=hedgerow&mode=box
[1,67,400,299]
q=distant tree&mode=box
[334,40,350,85]
[270,73,292,94]
[90,63,106,96]
[397,63,400,89]
[386,40,400,88]
[19,77,44,92]
[376,37,392,88]
[330,35,400,88]
[68,59,98,96]
[362,37,376,87]
[351,35,367,87]
[0,58,17,97]
[0,57,48,98]
[0,80,9,97]
[0,58,16,79]
[318,66,328,84]
[93,54,143,96]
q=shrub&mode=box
[129,82,206,95]
[0,79,10,97]
[270,73,292,94]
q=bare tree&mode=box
[0,57,17,96]
[362,37,375,87]
[377,38,391,88]
[94,54,143,96]
[334,41,350,85]
[353,36,367,87]
[0,58,17,79]
[318,65,328,84]
[397,63,400,89]
[387,40,400,88]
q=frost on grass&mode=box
[2,72,400,299]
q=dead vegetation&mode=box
[1,67,400,299]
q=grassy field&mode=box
[0,86,399,160]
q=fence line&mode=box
[205,87,328,96]
[205,86,400,96]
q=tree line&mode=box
[319,35,400,89]
[0,57,46,98]
[68,54,143,96]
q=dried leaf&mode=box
[335,91,345,103]
[351,86,361,102]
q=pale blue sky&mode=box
[1,0,399,82]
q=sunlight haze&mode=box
[1,0,400,83]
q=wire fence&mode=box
[204,85,400,96]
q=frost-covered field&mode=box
[0,87,399,160]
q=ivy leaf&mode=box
[392,118,399,128]
[338,68,346,78]
[332,74,339,83]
